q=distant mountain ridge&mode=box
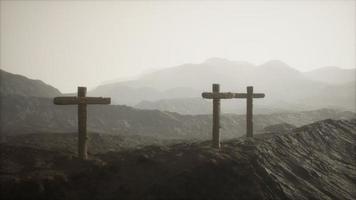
[1,59,355,115]
[1,67,354,140]
[304,66,356,84]
[89,58,355,113]
[1,94,355,140]
[0,69,61,97]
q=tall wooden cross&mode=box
[53,87,111,160]
[202,84,235,148]
[234,86,265,137]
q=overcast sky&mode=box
[1,0,355,93]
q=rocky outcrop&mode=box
[1,119,355,199]
[255,119,356,199]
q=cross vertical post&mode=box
[246,86,253,137]
[212,84,221,148]
[202,84,235,148]
[77,87,88,160]
[233,86,264,137]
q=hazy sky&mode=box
[1,0,355,93]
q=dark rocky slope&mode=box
[4,132,183,154]
[255,119,356,199]
[1,119,355,200]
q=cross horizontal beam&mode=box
[202,92,265,99]
[53,97,111,105]
[234,93,265,99]
[202,92,235,99]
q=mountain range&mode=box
[1,61,355,199]
[3,93,355,140]
[1,67,355,141]
[304,66,356,84]
[89,58,356,114]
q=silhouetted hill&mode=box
[0,69,61,97]
[135,97,211,115]
[301,80,356,111]
[1,95,355,141]
[304,66,356,84]
[135,97,306,115]
[263,123,296,133]
[1,119,355,199]
[90,58,355,113]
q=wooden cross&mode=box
[202,84,265,148]
[234,86,265,138]
[53,87,111,160]
[202,84,235,148]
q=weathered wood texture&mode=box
[202,92,264,99]
[246,86,253,138]
[235,93,265,99]
[202,92,235,99]
[77,87,88,160]
[202,83,224,148]
[202,84,265,141]
[54,97,111,105]
[212,84,221,148]
[53,86,111,160]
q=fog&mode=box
[1,0,355,93]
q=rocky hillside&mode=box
[0,69,61,97]
[1,119,355,200]
[1,95,355,140]
[4,132,184,154]
[255,119,356,199]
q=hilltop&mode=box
[1,119,355,200]
[0,69,61,98]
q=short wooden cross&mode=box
[202,83,235,148]
[234,86,265,137]
[53,87,111,160]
